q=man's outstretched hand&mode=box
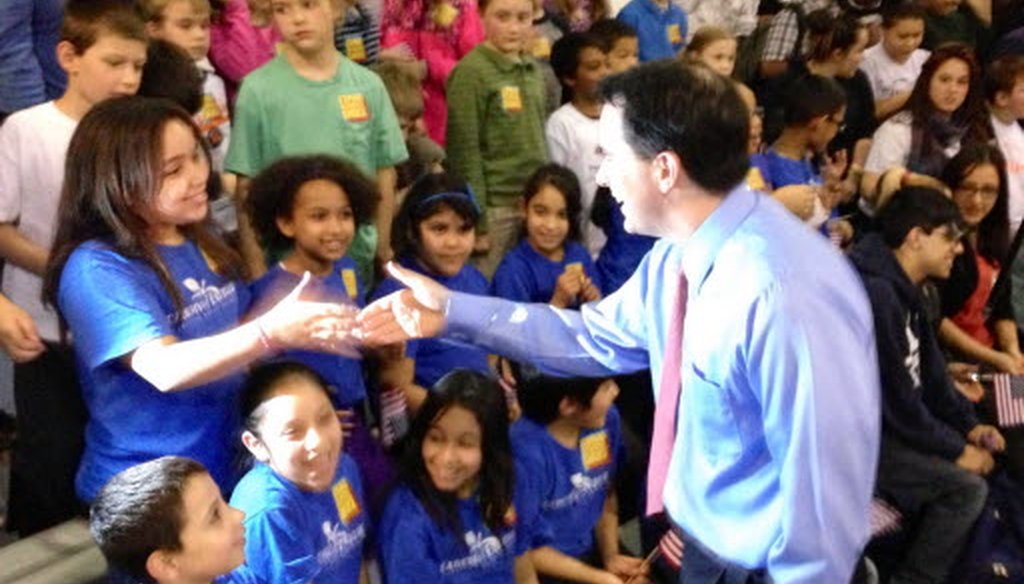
[357,262,451,345]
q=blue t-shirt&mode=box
[58,239,250,502]
[378,484,526,584]
[370,256,490,388]
[249,258,367,406]
[491,240,601,306]
[595,203,657,296]
[750,149,822,190]
[230,455,368,584]
[617,0,688,61]
[750,149,837,233]
[511,406,624,558]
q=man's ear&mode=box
[993,90,1012,111]
[242,430,270,462]
[651,150,684,195]
[905,226,924,250]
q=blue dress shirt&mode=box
[444,185,881,583]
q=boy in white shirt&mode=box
[860,3,930,121]
[0,0,147,535]
[546,32,610,258]
[986,55,1024,235]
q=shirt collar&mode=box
[476,43,535,73]
[640,0,670,16]
[679,184,758,293]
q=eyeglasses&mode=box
[954,183,999,199]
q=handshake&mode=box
[254,263,451,357]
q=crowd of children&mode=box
[4,0,1024,582]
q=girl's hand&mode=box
[772,185,817,220]
[259,272,361,357]
[606,553,649,583]
[822,149,848,186]
[580,276,602,303]
[551,271,583,308]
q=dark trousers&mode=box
[874,435,988,584]
[676,529,768,584]
[7,343,86,535]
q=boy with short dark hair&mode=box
[446,0,548,278]
[751,74,849,230]
[0,0,147,536]
[849,187,1004,584]
[588,19,638,74]
[547,32,609,258]
[860,3,930,120]
[90,456,248,584]
[509,363,647,583]
[225,0,408,284]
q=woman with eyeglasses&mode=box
[861,43,992,210]
[936,143,1023,374]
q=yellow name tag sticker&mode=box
[341,268,359,299]
[431,1,460,27]
[500,86,523,113]
[564,262,584,276]
[332,479,362,524]
[581,431,612,470]
[338,94,370,122]
[531,37,552,59]
[345,37,367,62]
[667,23,682,45]
[746,167,767,192]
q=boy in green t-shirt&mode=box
[225,0,408,285]
[446,0,549,278]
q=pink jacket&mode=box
[381,0,484,145]
[209,0,281,104]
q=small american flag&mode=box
[992,373,1024,428]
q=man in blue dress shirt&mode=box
[360,60,881,584]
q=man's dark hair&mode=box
[877,187,964,248]
[598,60,750,193]
[90,456,208,584]
[782,74,847,126]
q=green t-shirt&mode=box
[225,52,409,286]
[226,52,408,177]
[445,45,548,230]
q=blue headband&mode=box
[417,188,482,216]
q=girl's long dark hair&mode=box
[942,143,1011,264]
[902,44,992,172]
[42,97,245,323]
[397,369,514,539]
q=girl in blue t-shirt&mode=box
[230,361,370,584]
[370,172,492,413]
[41,97,358,503]
[378,369,535,583]
[492,164,602,308]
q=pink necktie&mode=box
[646,269,688,516]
